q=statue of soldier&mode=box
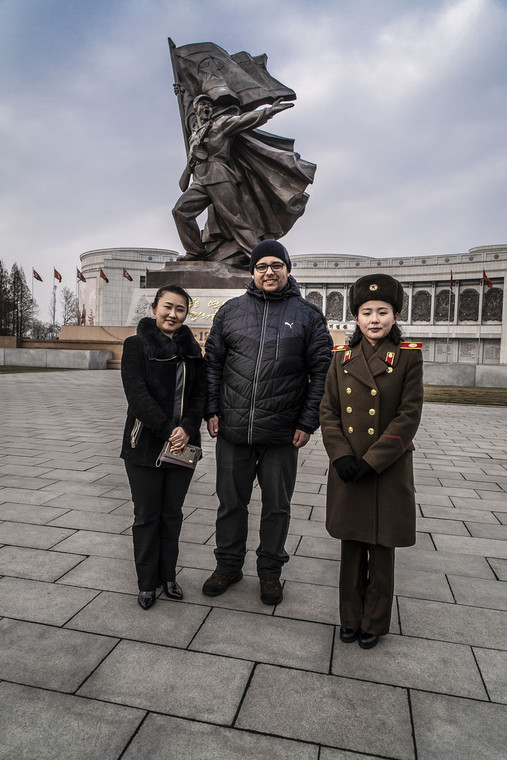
[172,93,293,266]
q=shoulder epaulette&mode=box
[332,344,349,352]
[400,342,422,349]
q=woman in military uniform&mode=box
[320,274,424,648]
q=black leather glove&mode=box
[351,458,375,483]
[333,456,360,483]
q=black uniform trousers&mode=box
[214,435,298,578]
[339,540,395,636]
[125,461,193,591]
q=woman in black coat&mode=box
[120,285,206,609]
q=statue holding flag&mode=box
[169,39,316,268]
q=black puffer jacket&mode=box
[205,276,332,445]
[120,318,207,467]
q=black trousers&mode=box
[125,461,193,591]
[339,540,395,636]
[214,435,298,578]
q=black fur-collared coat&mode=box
[120,317,207,468]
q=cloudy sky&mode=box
[2,0,506,319]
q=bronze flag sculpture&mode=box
[169,39,316,268]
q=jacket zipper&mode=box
[179,360,186,423]
[130,418,143,448]
[248,299,269,444]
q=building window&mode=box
[306,291,323,309]
[326,291,344,319]
[411,290,431,322]
[435,290,455,322]
[482,287,503,322]
[458,288,479,322]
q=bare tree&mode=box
[10,263,32,337]
[0,259,12,335]
[59,286,78,325]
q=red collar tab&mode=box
[400,342,423,349]
[385,351,395,365]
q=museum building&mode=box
[79,244,506,369]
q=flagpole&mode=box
[446,282,452,363]
[121,275,124,326]
[31,271,34,334]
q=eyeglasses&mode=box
[254,262,285,273]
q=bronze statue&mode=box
[169,39,316,268]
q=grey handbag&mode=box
[156,441,202,469]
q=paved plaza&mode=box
[0,370,506,759]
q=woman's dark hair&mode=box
[348,322,403,347]
[152,284,193,313]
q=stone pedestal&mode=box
[146,260,251,290]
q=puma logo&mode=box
[285,322,293,329]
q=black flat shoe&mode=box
[162,580,183,600]
[358,630,379,649]
[340,626,359,643]
[138,590,156,610]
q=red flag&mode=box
[449,270,454,289]
[122,268,133,282]
[32,269,43,282]
[54,268,62,283]
[100,269,109,284]
[77,268,86,282]
[483,269,493,288]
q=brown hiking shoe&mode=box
[260,578,283,605]
[202,570,243,596]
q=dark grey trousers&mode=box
[339,540,395,636]
[125,461,193,591]
[214,435,298,578]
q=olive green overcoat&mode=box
[320,337,424,547]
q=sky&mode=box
[1,0,506,320]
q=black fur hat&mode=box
[349,274,404,315]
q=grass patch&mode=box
[424,385,507,405]
[0,366,76,374]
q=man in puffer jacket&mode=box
[203,240,333,604]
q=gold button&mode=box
[346,406,352,413]
[369,409,375,416]
[344,369,348,374]
[368,428,375,435]
[348,426,353,433]
[346,387,352,394]
[386,367,393,374]
[370,389,377,396]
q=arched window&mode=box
[458,288,479,322]
[326,291,343,319]
[435,290,455,322]
[306,291,323,310]
[411,290,431,322]
[482,287,503,322]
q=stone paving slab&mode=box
[0,576,99,625]
[53,529,133,559]
[473,647,507,704]
[331,632,487,699]
[411,690,507,760]
[447,573,507,610]
[123,714,320,760]
[236,664,415,759]
[66,590,211,647]
[189,606,334,672]
[0,617,118,691]
[0,681,144,760]
[0,544,84,581]
[398,597,507,650]
[78,639,253,724]
[0,501,68,524]
[0,520,75,549]
[57,554,137,592]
